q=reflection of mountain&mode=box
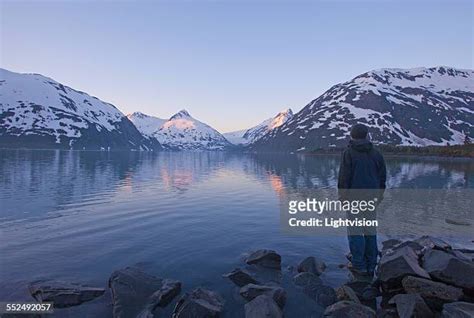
[247,154,474,192]
[1,151,472,223]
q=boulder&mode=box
[451,250,474,263]
[297,256,326,276]
[323,300,376,317]
[377,246,430,291]
[147,279,182,308]
[376,308,399,318]
[304,284,337,307]
[28,280,105,308]
[415,236,451,252]
[109,267,180,318]
[244,294,283,318]
[245,249,281,270]
[239,283,286,308]
[422,249,474,291]
[382,239,402,251]
[392,241,424,256]
[344,281,371,298]
[172,288,224,318]
[336,285,360,304]
[293,272,322,288]
[402,276,463,310]
[442,301,474,318]
[388,294,433,318]
[223,268,259,287]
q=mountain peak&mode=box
[276,108,293,117]
[170,109,191,119]
[128,111,148,119]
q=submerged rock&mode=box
[445,218,472,226]
[244,294,283,318]
[377,246,430,291]
[323,300,376,318]
[28,280,105,308]
[297,256,326,276]
[388,293,433,318]
[172,288,224,318]
[422,249,474,292]
[245,249,281,270]
[223,268,259,287]
[401,275,463,310]
[293,272,322,288]
[109,267,180,318]
[442,301,474,317]
[239,283,286,308]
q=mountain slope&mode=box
[224,108,293,145]
[251,66,474,152]
[153,110,232,150]
[127,112,166,137]
[0,69,161,150]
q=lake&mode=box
[0,150,473,317]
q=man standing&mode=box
[338,123,386,279]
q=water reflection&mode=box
[0,150,473,317]
[1,151,473,222]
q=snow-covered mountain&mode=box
[251,66,474,152]
[0,68,161,150]
[153,109,232,150]
[127,112,166,137]
[224,108,293,145]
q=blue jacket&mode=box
[338,139,386,200]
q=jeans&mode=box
[348,234,378,273]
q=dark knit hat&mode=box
[350,124,368,140]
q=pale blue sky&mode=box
[1,0,472,132]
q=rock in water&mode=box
[304,284,337,307]
[173,288,224,318]
[239,284,286,308]
[109,267,180,318]
[442,302,474,318]
[293,272,323,288]
[297,256,326,276]
[245,249,281,269]
[391,241,424,256]
[28,280,105,308]
[414,236,452,251]
[401,276,463,310]
[388,294,433,318]
[323,300,376,318]
[445,218,472,226]
[382,239,402,251]
[148,279,182,308]
[422,249,474,292]
[244,295,283,318]
[377,246,430,291]
[223,268,259,287]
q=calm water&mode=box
[0,150,473,317]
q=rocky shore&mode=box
[23,236,474,317]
